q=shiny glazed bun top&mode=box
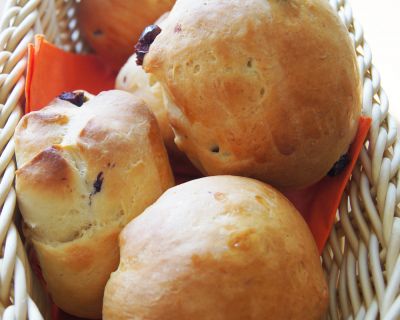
[144,0,361,188]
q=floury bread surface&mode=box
[14,90,174,318]
[103,176,328,320]
[144,0,361,188]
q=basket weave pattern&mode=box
[0,0,399,319]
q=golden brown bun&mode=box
[103,176,328,320]
[15,90,174,318]
[77,0,175,70]
[144,0,361,188]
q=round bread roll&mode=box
[77,0,175,70]
[103,176,328,320]
[143,0,362,188]
[15,90,174,318]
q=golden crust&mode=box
[15,90,174,318]
[77,0,175,69]
[33,229,119,319]
[103,176,328,319]
[144,0,361,188]
[16,146,73,195]
[14,101,75,168]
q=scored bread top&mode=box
[15,90,174,245]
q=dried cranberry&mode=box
[58,91,85,107]
[89,172,104,205]
[328,154,350,177]
[134,24,162,65]
[92,172,104,194]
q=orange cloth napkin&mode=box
[25,35,371,319]
[26,35,116,112]
[283,116,371,252]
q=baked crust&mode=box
[103,176,328,319]
[144,0,361,188]
[77,0,175,69]
[15,90,174,318]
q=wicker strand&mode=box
[324,0,400,319]
[0,0,63,318]
[54,0,87,53]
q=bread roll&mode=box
[116,54,176,154]
[143,0,361,188]
[77,0,175,70]
[15,90,174,318]
[115,12,184,159]
[103,176,328,320]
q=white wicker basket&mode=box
[0,0,399,319]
